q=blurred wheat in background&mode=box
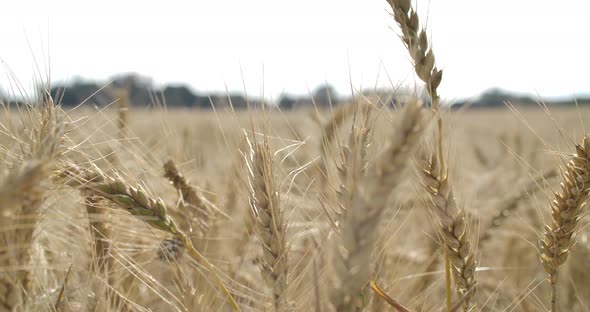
[1,1,589,311]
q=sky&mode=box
[1,0,590,102]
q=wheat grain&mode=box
[540,135,590,312]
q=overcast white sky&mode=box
[1,0,589,101]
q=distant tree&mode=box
[193,95,211,108]
[39,72,275,110]
[50,81,107,106]
[162,85,197,107]
[228,94,247,109]
[478,88,509,106]
[477,88,534,107]
[278,95,296,109]
[208,94,227,108]
[111,72,153,90]
[110,73,154,106]
[312,84,338,107]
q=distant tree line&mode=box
[2,73,589,109]
[451,88,590,109]
[43,73,342,110]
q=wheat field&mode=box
[1,1,589,312]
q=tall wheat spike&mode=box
[420,155,477,311]
[386,0,442,109]
[385,1,474,310]
[540,135,590,312]
[331,104,374,311]
[331,98,425,311]
[243,129,289,310]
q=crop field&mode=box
[1,1,589,312]
[1,101,589,312]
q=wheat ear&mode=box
[0,161,50,310]
[386,1,466,309]
[540,135,590,312]
[318,104,356,198]
[114,88,129,138]
[243,130,289,310]
[334,104,372,219]
[331,99,424,311]
[370,97,425,201]
[0,92,67,310]
[57,163,240,311]
[163,159,215,236]
[336,98,424,217]
[479,169,556,244]
[331,106,374,311]
[386,0,442,108]
[421,156,477,311]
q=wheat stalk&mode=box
[84,194,112,272]
[243,129,289,311]
[386,0,442,109]
[331,98,425,311]
[163,159,215,236]
[420,155,476,311]
[479,169,556,244]
[0,92,67,310]
[0,160,50,310]
[334,104,372,221]
[114,88,129,138]
[57,162,240,311]
[540,135,590,312]
[331,105,373,311]
[318,104,356,200]
[385,1,465,309]
[370,97,425,202]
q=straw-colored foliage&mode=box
[0,2,588,312]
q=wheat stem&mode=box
[370,279,411,312]
[180,234,240,311]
